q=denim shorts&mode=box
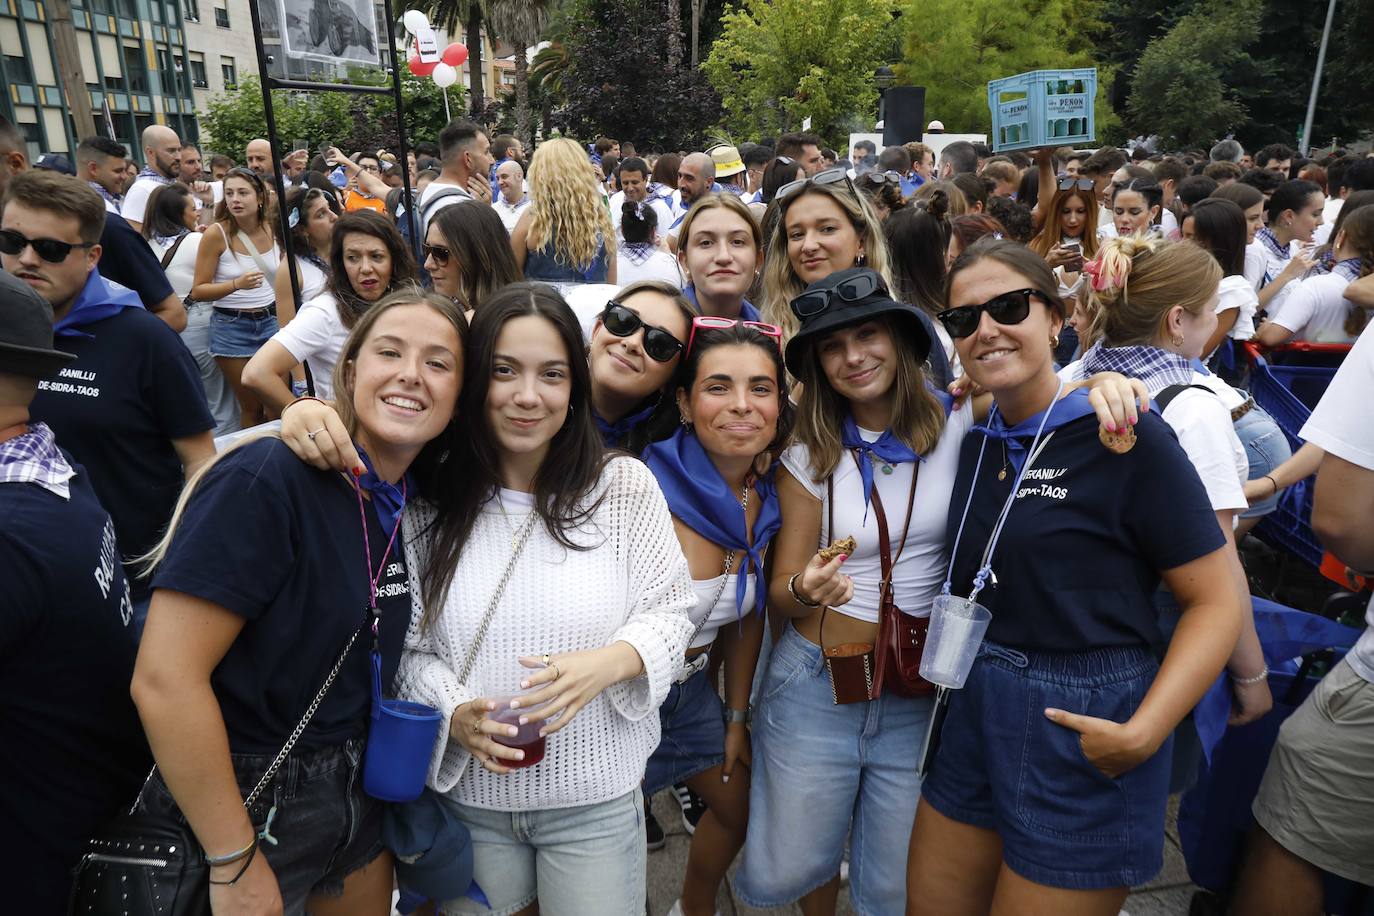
[736,622,933,915]
[209,306,279,358]
[437,787,645,915]
[1233,400,1292,519]
[644,662,726,796]
[921,641,1172,890]
[140,738,383,912]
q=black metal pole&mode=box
[380,0,421,265]
[246,0,302,325]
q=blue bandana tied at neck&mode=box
[841,414,922,519]
[683,284,761,322]
[53,271,146,338]
[642,427,782,616]
[135,166,173,187]
[972,387,1097,475]
[592,404,657,448]
[355,446,412,532]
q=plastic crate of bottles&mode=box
[987,68,1097,153]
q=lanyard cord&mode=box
[355,476,406,642]
[943,380,1065,603]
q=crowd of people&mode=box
[2,108,1373,916]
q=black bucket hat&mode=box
[783,267,933,376]
[0,269,77,380]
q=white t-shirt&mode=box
[270,291,348,401]
[615,246,683,289]
[416,180,474,238]
[779,406,973,624]
[1243,240,1267,291]
[1313,196,1344,246]
[146,232,201,300]
[1269,272,1361,344]
[1300,325,1374,683]
[609,191,674,241]
[1063,360,1246,513]
[120,177,163,225]
[492,195,530,233]
[1216,274,1259,340]
[689,574,757,649]
[296,258,328,304]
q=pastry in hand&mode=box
[818,535,857,561]
[1098,423,1136,454]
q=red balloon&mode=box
[408,54,438,77]
[441,42,468,67]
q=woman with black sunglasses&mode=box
[907,238,1241,916]
[641,318,791,916]
[423,201,521,317]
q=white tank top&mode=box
[212,224,280,311]
[688,574,756,649]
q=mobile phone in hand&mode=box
[1063,240,1083,272]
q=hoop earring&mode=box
[855,252,866,266]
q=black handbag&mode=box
[67,622,367,915]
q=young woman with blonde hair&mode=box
[511,138,617,286]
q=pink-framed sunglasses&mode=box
[686,316,783,356]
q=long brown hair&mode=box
[213,167,275,240]
[328,210,419,328]
[1029,185,1099,259]
[1336,204,1374,337]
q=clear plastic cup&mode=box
[919,594,993,689]
[487,696,547,769]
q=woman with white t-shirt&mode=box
[1211,182,1267,291]
[242,210,417,409]
[615,198,684,289]
[272,186,340,327]
[1072,236,1272,732]
[1184,198,1259,355]
[1255,179,1324,314]
[141,183,239,436]
[1258,204,1374,345]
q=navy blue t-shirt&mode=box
[945,412,1224,652]
[30,308,215,602]
[100,211,175,308]
[152,438,412,754]
[0,462,150,911]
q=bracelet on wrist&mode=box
[1231,664,1269,685]
[787,573,820,608]
[723,706,752,725]
[207,839,259,885]
[1265,474,1279,496]
[281,395,324,414]
[204,833,257,867]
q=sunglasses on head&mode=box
[0,228,94,263]
[776,167,855,204]
[865,170,904,186]
[1058,177,1095,192]
[936,288,1039,339]
[422,243,452,267]
[685,316,783,356]
[600,302,685,363]
[790,271,886,320]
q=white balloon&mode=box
[431,62,457,88]
[402,10,429,33]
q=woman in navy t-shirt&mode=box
[131,289,467,913]
[907,238,1242,915]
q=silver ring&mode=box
[306,427,326,441]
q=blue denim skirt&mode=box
[921,640,1172,890]
[1234,399,1292,519]
[209,306,279,359]
[644,662,726,797]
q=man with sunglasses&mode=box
[1,170,215,632]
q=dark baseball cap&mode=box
[33,153,76,176]
[0,269,77,379]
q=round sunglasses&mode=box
[0,228,94,263]
[936,288,1039,339]
[600,302,685,363]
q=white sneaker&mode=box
[667,901,721,916]
[839,858,850,885]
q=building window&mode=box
[214,5,228,27]
[221,57,236,88]
[123,44,148,92]
[190,58,207,87]
[4,55,33,83]
[17,120,43,161]
[116,0,138,18]
[183,0,199,20]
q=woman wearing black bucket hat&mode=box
[736,266,1144,915]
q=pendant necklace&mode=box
[998,440,1009,481]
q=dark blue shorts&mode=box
[142,738,383,912]
[644,662,725,797]
[921,641,1172,890]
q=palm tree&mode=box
[529,40,569,140]
[487,0,551,149]
[422,0,489,119]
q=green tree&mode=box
[1126,0,1261,148]
[422,0,490,119]
[896,0,1115,138]
[704,0,901,144]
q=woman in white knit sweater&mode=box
[399,282,695,915]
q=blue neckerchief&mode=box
[1079,340,1195,395]
[1334,257,1363,282]
[1256,227,1290,264]
[642,427,781,616]
[89,181,121,209]
[592,404,657,447]
[841,414,921,518]
[135,166,173,187]
[972,388,1097,475]
[355,446,412,532]
[53,270,145,338]
[683,284,760,321]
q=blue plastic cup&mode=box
[364,698,442,802]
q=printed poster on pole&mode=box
[277,0,382,66]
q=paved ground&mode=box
[645,792,1200,916]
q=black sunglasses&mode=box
[864,170,904,185]
[0,228,94,263]
[936,288,1039,339]
[600,302,685,363]
[422,243,451,267]
[776,167,855,204]
[791,270,886,320]
[1058,177,1095,192]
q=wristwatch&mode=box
[723,706,752,725]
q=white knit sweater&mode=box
[397,456,695,811]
